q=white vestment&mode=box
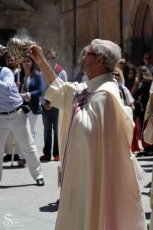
[45,73,147,230]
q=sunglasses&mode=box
[119,62,125,65]
[47,56,56,60]
[144,57,151,60]
[113,73,119,77]
[83,52,97,58]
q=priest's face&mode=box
[81,45,98,77]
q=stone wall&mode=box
[29,0,61,55]
[61,0,153,75]
[0,0,65,74]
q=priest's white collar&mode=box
[85,72,114,93]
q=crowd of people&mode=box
[1,48,67,187]
[116,51,153,155]
[3,49,67,166]
[2,38,153,229]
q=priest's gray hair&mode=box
[78,45,89,66]
[91,39,121,72]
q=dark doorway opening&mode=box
[142,5,153,52]
[0,29,16,66]
[131,5,153,66]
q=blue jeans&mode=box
[42,106,59,158]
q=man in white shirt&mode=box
[0,66,44,186]
[3,53,19,162]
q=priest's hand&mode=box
[30,45,45,65]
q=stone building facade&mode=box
[0,0,153,78]
[61,0,153,77]
[0,0,62,71]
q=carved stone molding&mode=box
[0,0,35,11]
[5,9,34,17]
[126,0,153,38]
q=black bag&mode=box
[22,101,31,114]
[32,106,42,115]
[133,100,142,119]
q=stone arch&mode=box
[133,0,148,38]
[124,0,147,52]
[143,5,153,51]
[125,0,153,39]
[124,0,153,64]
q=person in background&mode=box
[144,93,153,230]
[5,53,18,74]
[0,66,44,186]
[120,52,132,86]
[14,54,43,167]
[72,46,89,83]
[143,52,153,75]
[40,49,68,162]
[126,65,137,95]
[113,67,135,109]
[30,39,147,230]
[3,53,19,162]
[125,65,144,153]
[133,66,152,133]
[131,65,153,156]
[118,58,126,71]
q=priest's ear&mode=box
[97,55,104,66]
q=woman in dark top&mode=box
[15,54,43,166]
[134,66,152,127]
[126,66,137,94]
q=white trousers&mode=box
[19,111,38,159]
[0,108,43,181]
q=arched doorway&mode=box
[142,5,153,52]
[130,2,153,65]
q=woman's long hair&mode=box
[20,54,36,76]
[137,65,153,81]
